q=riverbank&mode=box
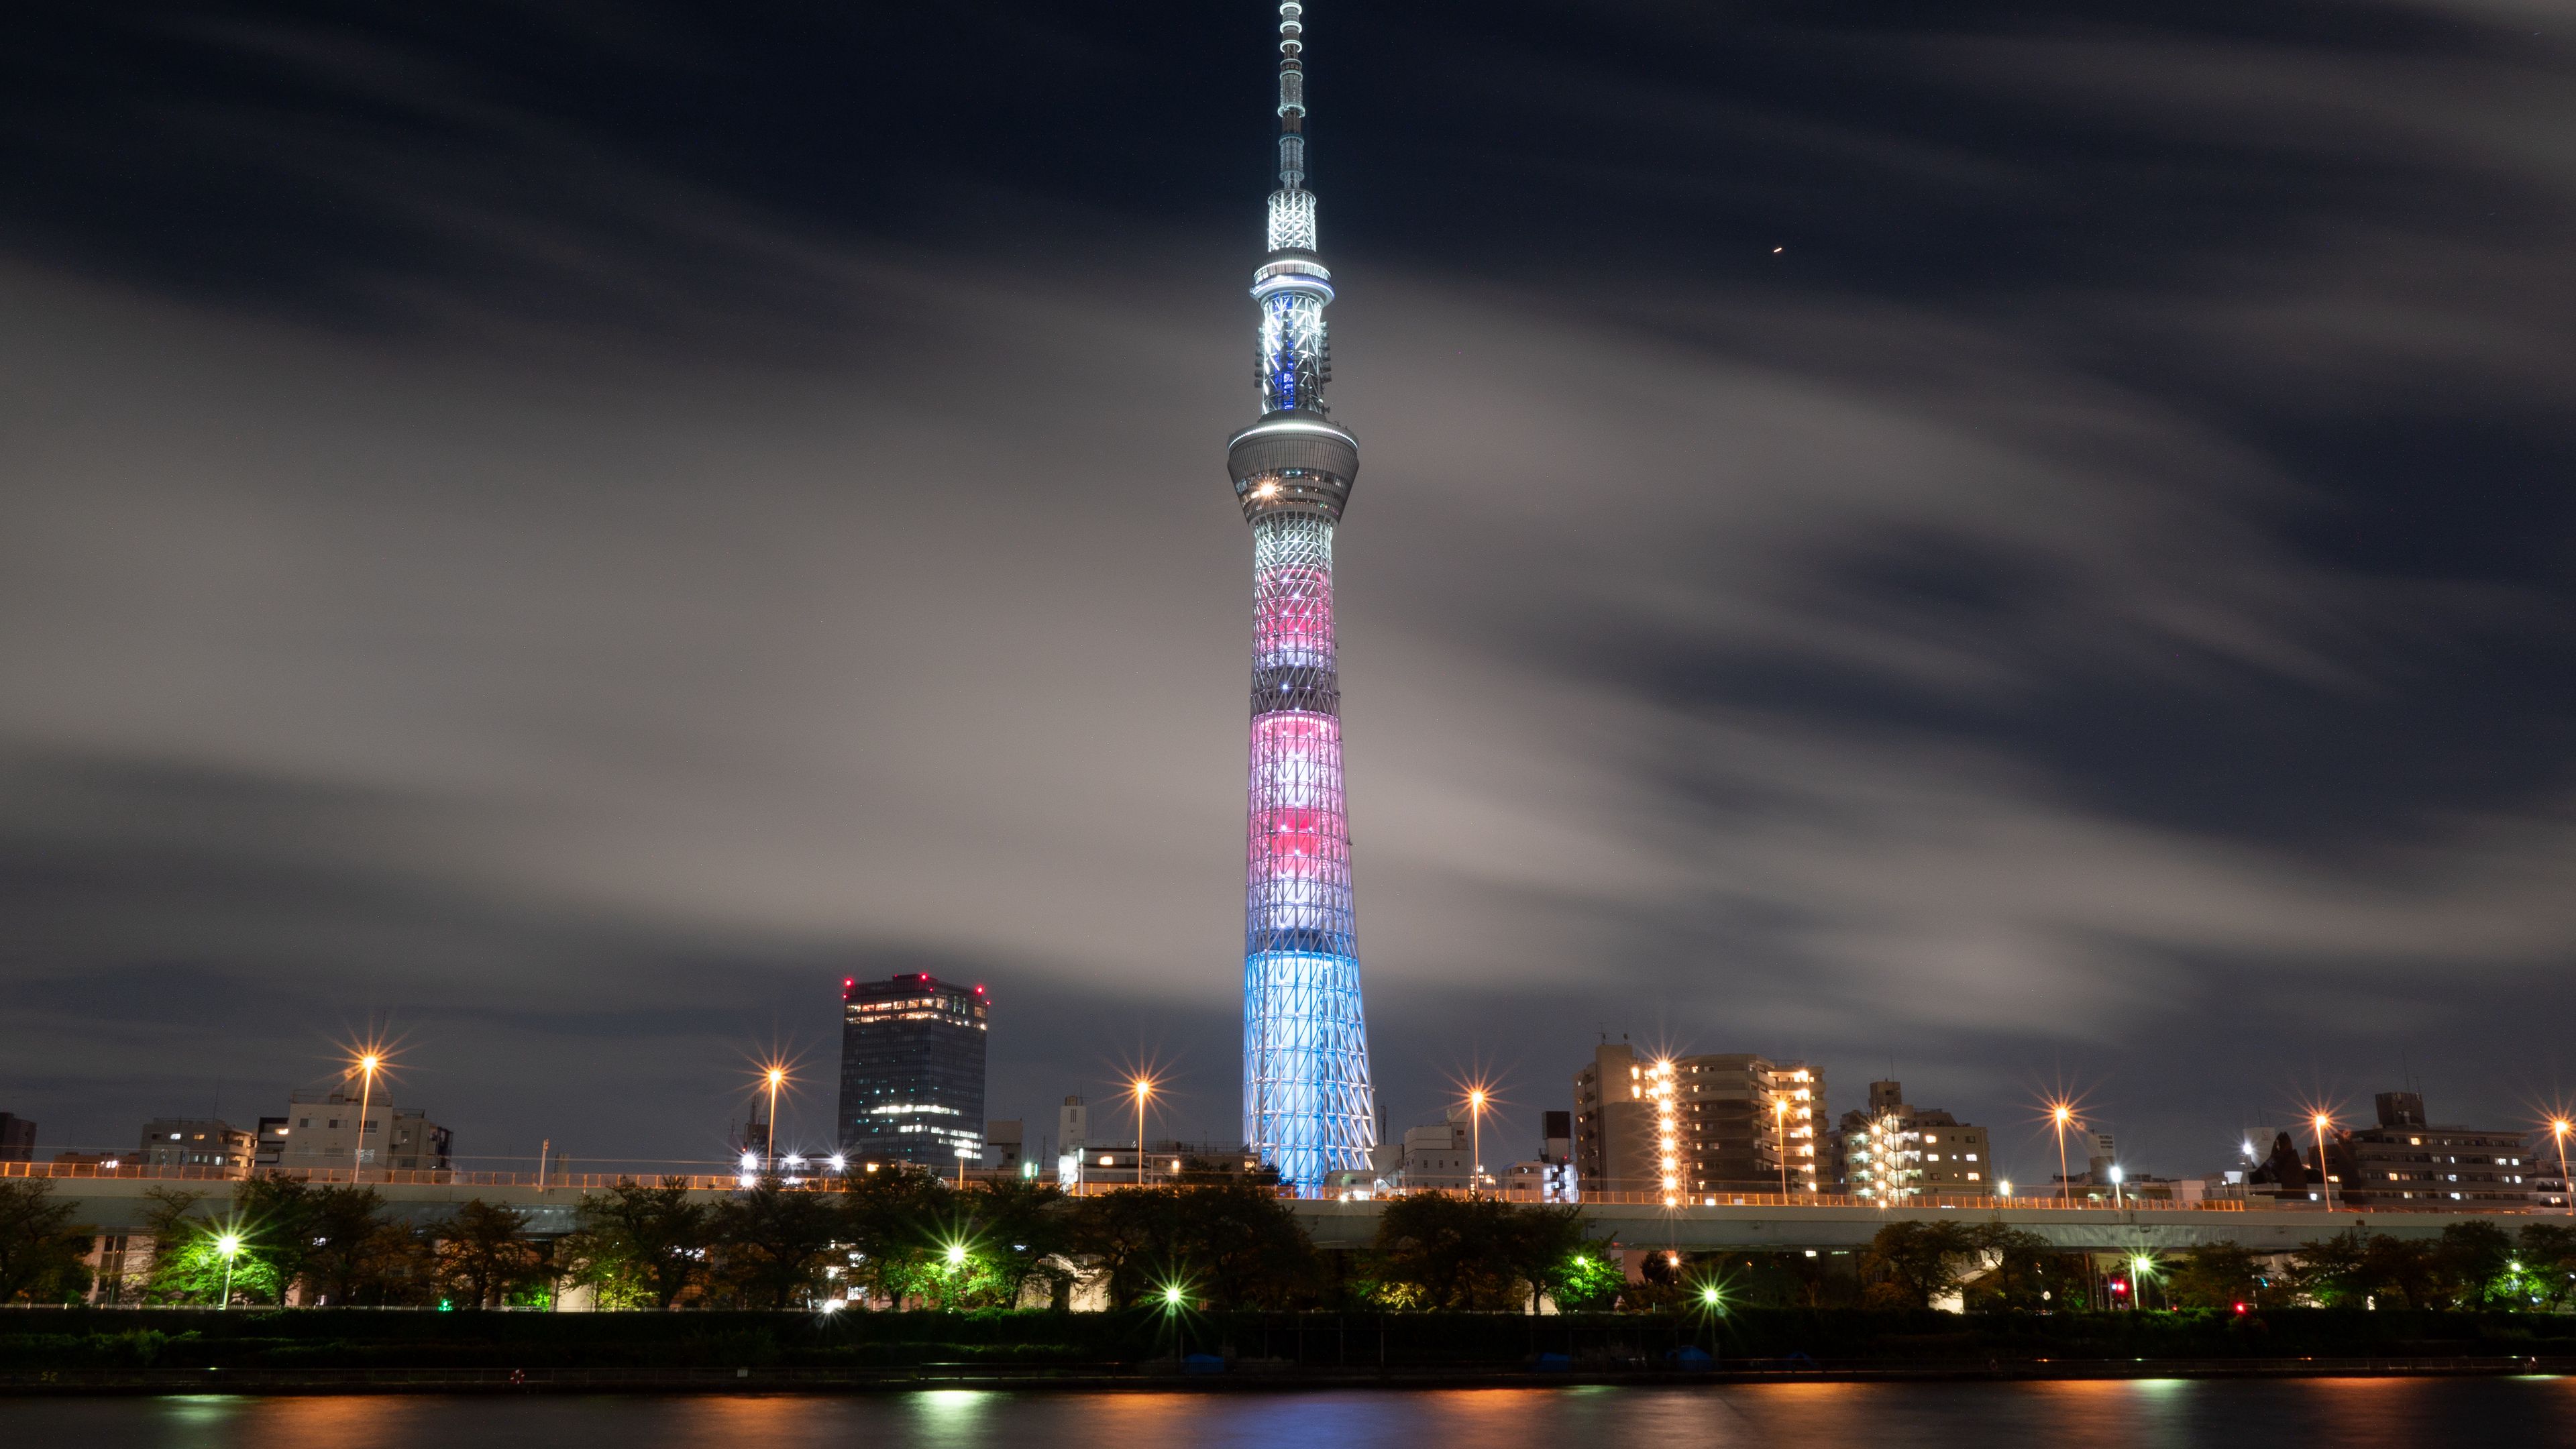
[5,1354,2573,1395]
[7,1306,2572,1394]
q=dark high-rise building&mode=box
[835,973,988,1171]
[0,1113,34,1162]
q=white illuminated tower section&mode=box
[1229,0,1375,1196]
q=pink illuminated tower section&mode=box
[1226,0,1375,1194]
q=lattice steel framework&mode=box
[1228,0,1376,1195]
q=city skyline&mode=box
[5,1,2575,1185]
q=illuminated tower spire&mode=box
[1229,0,1375,1196]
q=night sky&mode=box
[4,1,2571,1184]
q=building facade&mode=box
[138,1119,255,1177]
[0,1113,33,1162]
[1573,1042,1825,1199]
[1233,0,1379,1197]
[263,1092,451,1175]
[1831,1081,1992,1200]
[2328,1091,2538,1209]
[835,972,988,1171]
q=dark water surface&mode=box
[7,1379,2576,1448]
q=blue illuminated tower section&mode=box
[1228,0,1375,1195]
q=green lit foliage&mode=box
[1065,1176,1316,1309]
[432,1199,545,1309]
[0,1180,93,1304]
[1366,1196,1619,1312]
[139,1189,280,1306]
[2510,1224,2576,1311]
[561,1179,712,1310]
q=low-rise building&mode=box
[2328,1091,2539,1209]
[1831,1081,1993,1200]
[138,1119,255,1177]
[266,1091,452,1175]
[0,1113,34,1162]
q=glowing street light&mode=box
[1464,1087,1488,1197]
[2310,1111,2339,1212]
[1998,1178,2014,1201]
[945,1241,968,1269]
[2131,1253,2156,1311]
[2049,1103,2078,1205]
[1131,1076,1156,1189]
[763,1065,788,1171]
[1774,1095,1791,1199]
[345,1046,387,1184]
[2552,1120,2573,1218]
[1162,1283,1187,1310]
[215,1232,242,1310]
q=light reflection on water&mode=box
[2,1379,2571,1449]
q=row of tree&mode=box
[6,1173,2575,1313]
[1845,1219,2576,1312]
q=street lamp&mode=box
[763,1067,787,1172]
[2553,1120,2573,1218]
[2310,1112,2338,1212]
[1998,1178,2013,1201]
[215,1232,241,1310]
[1774,1096,1790,1200]
[2108,1163,2125,1209]
[349,1051,384,1184]
[1131,1076,1155,1188]
[1465,1087,1487,1197]
[2049,1103,2078,1204]
[2131,1253,2155,1311]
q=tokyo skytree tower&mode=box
[1228,0,1377,1195]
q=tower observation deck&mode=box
[1230,0,1376,1197]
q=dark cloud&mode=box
[1,0,2571,1180]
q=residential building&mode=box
[2327,1091,2539,1209]
[1500,1112,1582,1203]
[835,972,989,1171]
[984,1119,1026,1176]
[1572,1040,1654,1195]
[1832,1081,1993,1201]
[0,1114,34,1162]
[1573,1042,1826,1198]
[1398,1118,1474,1190]
[138,1119,255,1177]
[270,1092,452,1174]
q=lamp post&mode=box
[2051,1105,2076,1204]
[2311,1112,2338,1212]
[763,1067,786,1173]
[1132,1077,1155,1189]
[350,1053,382,1184]
[2109,1163,2125,1209]
[1774,1097,1790,1201]
[2553,1120,2574,1218]
[1466,1088,1486,1197]
[216,1232,241,1310]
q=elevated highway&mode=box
[10,1166,2523,1252]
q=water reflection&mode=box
[1,1377,2569,1449]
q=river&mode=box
[7,1379,2575,1448]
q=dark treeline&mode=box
[5,1175,2575,1316]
